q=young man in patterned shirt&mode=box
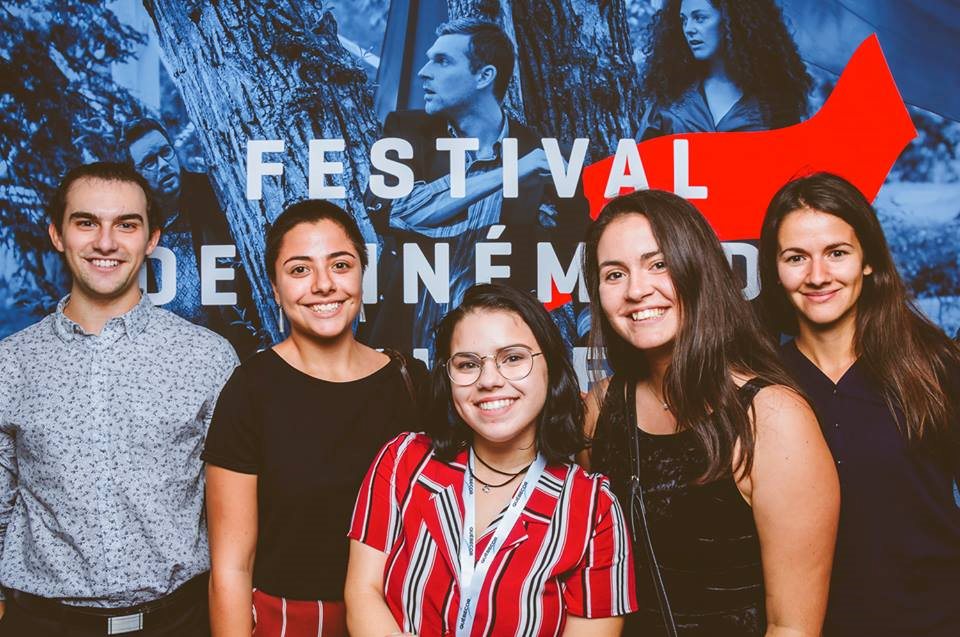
[0,162,238,636]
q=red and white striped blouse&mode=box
[349,433,638,636]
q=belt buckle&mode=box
[107,612,144,635]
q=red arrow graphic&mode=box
[581,34,916,240]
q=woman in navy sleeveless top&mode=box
[758,172,960,637]
[581,189,840,636]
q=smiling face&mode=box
[49,177,159,307]
[448,309,548,450]
[597,213,680,357]
[129,130,182,198]
[680,0,723,62]
[272,219,364,342]
[418,33,486,116]
[776,208,872,333]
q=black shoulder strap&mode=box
[382,348,417,407]
[624,378,679,637]
[737,377,773,406]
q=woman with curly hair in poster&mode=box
[758,172,960,637]
[581,189,839,636]
[637,0,811,140]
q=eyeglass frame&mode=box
[445,345,544,386]
[134,144,177,174]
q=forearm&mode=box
[208,566,254,636]
[391,169,505,231]
[561,615,623,637]
[345,586,402,637]
[765,625,819,637]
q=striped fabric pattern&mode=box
[349,433,638,636]
[251,589,346,637]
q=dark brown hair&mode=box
[47,161,161,233]
[264,199,368,282]
[642,0,811,127]
[427,283,587,465]
[584,189,800,481]
[121,116,172,161]
[758,172,960,453]
[436,18,515,102]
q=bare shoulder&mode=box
[747,384,827,471]
[749,384,817,430]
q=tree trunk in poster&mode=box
[448,0,641,158]
[511,0,642,159]
[142,0,379,341]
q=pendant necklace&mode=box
[641,380,670,411]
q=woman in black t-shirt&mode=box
[202,200,424,637]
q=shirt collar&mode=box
[53,292,154,342]
[446,111,510,161]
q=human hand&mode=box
[538,202,559,229]
[517,148,553,179]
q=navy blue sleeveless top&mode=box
[781,340,960,637]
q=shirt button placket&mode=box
[830,384,845,473]
[94,329,124,590]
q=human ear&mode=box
[48,223,65,253]
[476,64,497,91]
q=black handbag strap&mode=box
[624,378,679,637]
[382,348,417,406]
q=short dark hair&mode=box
[436,18,515,101]
[264,199,369,283]
[47,161,161,233]
[121,117,173,162]
[426,283,587,465]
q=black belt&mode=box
[5,572,208,635]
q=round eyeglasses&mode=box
[135,144,176,173]
[446,346,543,386]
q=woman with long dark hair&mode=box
[345,283,637,636]
[582,189,839,636]
[203,200,425,637]
[758,172,960,637]
[638,0,811,140]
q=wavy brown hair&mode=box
[584,190,800,482]
[758,172,960,461]
[641,0,811,127]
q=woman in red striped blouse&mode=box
[346,283,638,636]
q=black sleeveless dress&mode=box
[591,376,769,637]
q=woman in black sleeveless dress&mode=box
[579,190,840,636]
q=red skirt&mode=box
[252,589,347,637]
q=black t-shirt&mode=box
[202,348,427,600]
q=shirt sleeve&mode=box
[388,175,473,237]
[0,345,22,602]
[348,432,421,554]
[563,479,638,618]
[201,364,260,474]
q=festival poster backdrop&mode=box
[2,0,958,383]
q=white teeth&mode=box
[309,302,342,313]
[479,399,515,411]
[91,259,120,268]
[631,308,666,321]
